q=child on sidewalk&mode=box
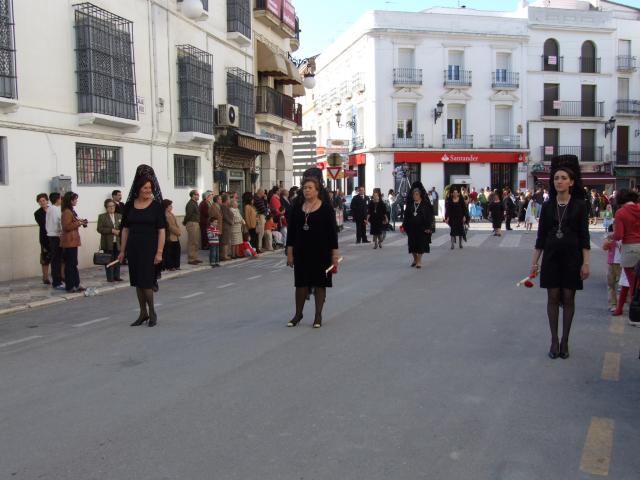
[239,233,258,258]
[207,217,221,267]
[603,224,622,311]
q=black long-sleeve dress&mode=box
[402,199,434,254]
[535,198,590,290]
[287,201,339,288]
[122,201,167,289]
[488,202,505,229]
[445,199,468,237]
[368,201,387,236]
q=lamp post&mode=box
[433,100,444,124]
[604,116,616,166]
[335,110,356,131]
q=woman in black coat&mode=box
[286,169,339,329]
[488,194,505,236]
[402,183,434,269]
[445,188,469,250]
[367,191,388,249]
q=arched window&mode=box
[543,39,560,71]
[581,41,599,73]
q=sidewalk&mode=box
[0,249,276,317]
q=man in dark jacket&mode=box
[351,186,370,243]
[184,190,201,264]
[503,187,516,231]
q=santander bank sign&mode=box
[395,151,524,164]
[441,153,480,163]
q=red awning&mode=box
[348,153,366,166]
[395,151,526,164]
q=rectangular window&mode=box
[74,3,138,120]
[0,137,6,184]
[226,67,255,132]
[177,45,214,135]
[447,119,462,139]
[76,143,121,185]
[174,155,198,188]
[227,0,251,39]
[581,129,596,162]
[0,0,16,99]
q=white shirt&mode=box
[46,204,62,237]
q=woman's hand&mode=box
[580,264,590,280]
[332,253,340,271]
[287,250,294,267]
[530,263,539,278]
[154,253,163,265]
[117,252,126,264]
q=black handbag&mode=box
[93,251,112,266]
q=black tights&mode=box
[547,288,576,347]
[294,287,326,320]
[136,287,156,319]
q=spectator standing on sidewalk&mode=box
[112,190,124,215]
[46,192,64,289]
[184,190,201,265]
[243,192,258,249]
[351,186,370,244]
[118,165,166,328]
[230,199,245,257]
[254,189,269,253]
[220,194,234,260]
[162,199,181,271]
[34,193,51,284]
[97,199,122,282]
[60,191,88,293]
[199,191,213,250]
[207,217,221,267]
[281,189,292,220]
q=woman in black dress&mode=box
[367,191,388,249]
[118,165,166,327]
[445,188,468,249]
[402,182,434,269]
[488,194,505,236]
[286,168,339,328]
[531,155,590,359]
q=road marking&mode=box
[181,292,204,299]
[601,352,621,381]
[218,283,235,289]
[500,234,521,248]
[580,417,615,476]
[0,336,43,348]
[609,317,625,335]
[431,235,451,247]
[385,237,407,247]
[72,317,110,328]
[467,234,491,247]
[248,275,262,280]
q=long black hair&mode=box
[61,191,78,212]
[548,155,583,199]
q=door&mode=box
[543,83,559,116]
[496,53,510,82]
[581,85,596,117]
[617,126,629,164]
[448,51,463,80]
[447,104,464,140]
[543,128,559,161]
[444,163,469,187]
[491,164,516,191]
[581,129,596,162]
[398,48,414,69]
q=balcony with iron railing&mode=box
[444,69,472,87]
[393,68,423,86]
[491,71,519,89]
[540,100,604,118]
[541,55,564,72]
[617,55,637,72]
[579,56,601,73]
[254,0,295,39]
[392,134,424,148]
[540,146,604,162]
[615,151,640,166]
[490,135,521,149]
[255,85,297,128]
[616,99,640,115]
[442,135,473,149]
[352,136,364,151]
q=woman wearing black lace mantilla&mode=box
[531,155,590,359]
[118,165,167,327]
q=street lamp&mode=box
[180,0,205,20]
[336,111,357,131]
[303,74,316,90]
[433,100,444,124]
[604,116,616,137]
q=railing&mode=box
[442,135,473,148]
[255,86,296,123]
[541,55,564,72]
[615,152,640,165]
[540,146,604,162]
[540,100,604,117]
[352,136,364,151]
[579,57,601,73]
[616,100,640,115]
[227,0,251,39]
[392,134,424,148]
[490,135,521,149]
[393,68,423,85]
[492,71,519,88]
[444,69,472,87]
[616,55,637,72]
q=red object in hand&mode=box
[331,265,338,274]
[399,225,405,233]
[517,272,537,288]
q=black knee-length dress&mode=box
[445,199,468,237]
[402,199,434,254]
[535,198,590,290]
[368,201,387,236]
[122,201,167,289]
[287,201,339,288]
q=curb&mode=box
[0,250,278,318]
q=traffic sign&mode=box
[327,166,342,180]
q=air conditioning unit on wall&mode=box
[218,104,240,128]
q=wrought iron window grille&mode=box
[227,0,251,39]
[177,45,214,135]
[76,143,121,185]
[0,0,16,99]
[74,3,138,121]
[174,154,198,187]
[226,67,255,133]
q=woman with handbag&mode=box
[402,182,434,269]
[97,199,122,282]
[61,191,88,293]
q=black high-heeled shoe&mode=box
[559,341,569,359]
[287,314,302,327]
[130,315,149,327]
[313,315,322,328]
[148,313,157,327]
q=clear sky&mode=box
[294,0,640,59]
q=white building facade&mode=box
[0,0,303,281]
[303,0,640,200]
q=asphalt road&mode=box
[1,224,638,479]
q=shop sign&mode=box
[282,1,296,29]
[395,151,525,164]
[326,138,350,154]
[344,170,358,178]
[553,100,562,110]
